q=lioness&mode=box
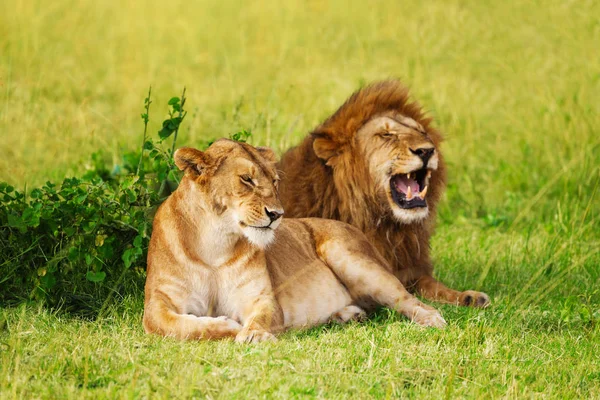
[143,139,446,342]
[278,80,490,307]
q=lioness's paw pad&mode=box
[235,329,277,344]
[460,291,490,308]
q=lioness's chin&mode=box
[243,227,276,248]
[391,205,429,224]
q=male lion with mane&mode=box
[278,80,490,307]
[143,139,446,342]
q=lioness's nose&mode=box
[410,147,435,166]
[265,207,283,222]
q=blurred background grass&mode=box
[2,0,598,195]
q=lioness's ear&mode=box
[174,147,209,174]
[312,134,339,164]
[256,146,278,163]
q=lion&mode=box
[143,139,446,342]
[277,80,490,307]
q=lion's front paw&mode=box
[459,291,490,308]
[235,329,277,344]
[411,307,447,329]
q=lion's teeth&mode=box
[420,186,428,199]
[426,170,431,179]
[407,173,412,180]
[406,186,412,199]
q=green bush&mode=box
[0,88,203,316]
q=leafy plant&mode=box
[560,294,600,327]
[230,129,252,143]
[0,89,190,316]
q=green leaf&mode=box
[86,271,106,283]
[168,97,180,106]
[159,127,174,140]
[121,176,138,189]
[230,129,252,143]
[97,242,114,259]
[22,206,41,227]
[74,193,88,204]
[95,234,107,247]
[40,272,57,289]
[122,248,134,269]
[83,221,97,233]
[127,189,137,203]
[68,247,80,262]
[7,213,25,231]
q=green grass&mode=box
[1,0,599,398]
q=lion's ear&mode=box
[174,147,210,175]
[312,135,339,164]
[256,146,278,163]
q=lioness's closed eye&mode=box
[143,139,445,342]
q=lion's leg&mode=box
[330,305,367,324]
[143,299,242,340]
[413,275,490,308]
[317,238,446,328]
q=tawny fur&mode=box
[143,140,446,342]
[278,80,489,307]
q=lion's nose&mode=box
[265,207,283,222]
[410,147,435,166]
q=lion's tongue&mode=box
[394,175,419,195]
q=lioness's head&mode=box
[311,80,445,225]
[174,139,284,248]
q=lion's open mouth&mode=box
[390,168,431,209]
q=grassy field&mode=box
[1,0,600,398]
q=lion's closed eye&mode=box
[380,132,396,138]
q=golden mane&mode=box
[312,80,439,147]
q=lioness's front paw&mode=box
[411,307,447,329]
[235,329,277,344]
[459,291,490,308]
[216,316,243,332]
